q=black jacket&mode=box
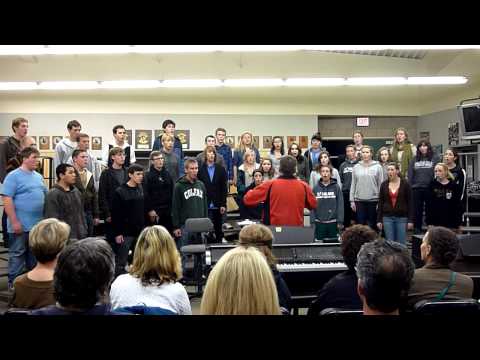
[98,167,128,220]
[0,136,21,182]
[143,165,174,214]
[377,178,414,223]
[272,268,292,312]
[197,163,228,208]
[308,270,362,315]
[243,182,263,220]
[426,179,463,228]
[74,168,99,218]
[111,183,145,237]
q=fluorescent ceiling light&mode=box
[100,80,161,89]
[0,45,479,56]
[0,46,46,55]
[285,78,346,86]
[224,78,284,87]
[407,76,468,85]
[38,81,99,90]
[46,45,133,54]
[160,79,223,87]
[0,82,39,90]
[346,77,408,86]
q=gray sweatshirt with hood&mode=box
[349,160,385,202]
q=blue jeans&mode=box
[382,217,408,245]
[8,232,37,286]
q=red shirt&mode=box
[389,188,399,208]
[243,178,317,226]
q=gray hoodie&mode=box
[312,178,344,224]
[54,138,77,170]
[350,160,385,202]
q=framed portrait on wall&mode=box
[135,130,152,149]
[92,136,102,150]
[253,136,260,149]
[263,136,272,149]
[125,130,133,145]
[287,136,297,147]
[39,136,50,150]
[299,136,309,149]
[175,130,190,149]
[30,136,37,147]
[225,136,235,148]
[52,136,63,148]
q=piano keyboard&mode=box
[277,262,347,272]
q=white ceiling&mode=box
[0,49,479,114]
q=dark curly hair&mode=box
[340,224,377,270]
[426,226,459,266]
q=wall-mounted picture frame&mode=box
[263,136,272,149]
[29,136,37,147]
[135,130,152,149]
[39,136,50,150]
[91,136,102,150]
[125,130,133,145]
[299,136,309,149]
[253,136,260,149]
[225,136,235,148]
[52,136,63,148]
[287,136,297,147]
[175,130,190,149]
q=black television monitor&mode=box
[458,102,480,138]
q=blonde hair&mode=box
[29,218,70,263]
[237,131,255,152]
[243,149,255,163]
[200,247,281,315]
[129,226,182,286]
[238,224,277,267]
[161,133,174,144]
[435,162,455,181]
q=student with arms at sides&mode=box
[1,147,47,291]
[443,147,467,215]
[268,136,285,178]
[377,162,414,245]
[389,127,416,180]
[350,145,385,231]
[101,124,136,168]
[425,163,463,232]
[407,140,440,234]
[288,142,308,183]
[215,127,234,185]
[143,151,174,234]
[312,165,344,242]
[197,146,228,243]
[233,131,261,185]
[53,120,82,171]
[111,164,146,277]
[376,146,390,180]
[152,119,185,177]
[339,144,358,228]
[237,150,260,219]
[304,132,325,180]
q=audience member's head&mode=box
[54,238,115,311]
[421,227,459,267]
[200,246,281,315]
[29,218,70,264]
[341,225,377,271]
[238,224,276,267]
[279,155,297,177]
[356,240,414,315]
[130,226,182,286]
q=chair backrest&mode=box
[319,307,363,317]
[413,299,480,315]
[185,218,214,233]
